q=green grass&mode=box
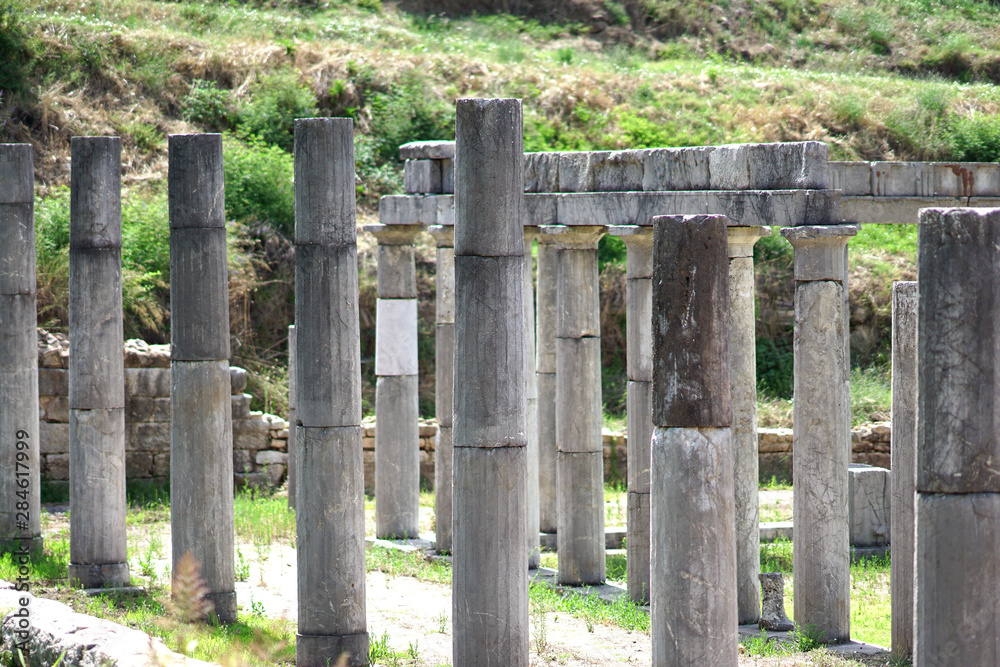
[850,365,892,425]
[529,578,650,633]
[233,488,297,546]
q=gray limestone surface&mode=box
[848,465,890,548]
[759,572,794,632]
[293,118,356,248]
[535,239,558,534]
[169,227,230,361]
[287,325,296,510]
[167,134,225,230]
[430,225,455,554]
[556,450,606,585]
[524,230,541,569]
[374,374,420,539]
[890,281,916,659]
[399,140,456,161]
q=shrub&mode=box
[238,72,317,153]
[949,113,1000,162]
[223,134,295,236]
[182,80,237,131]
[0,0,33,100]
[366,72,454,161]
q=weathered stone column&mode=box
[727,225,769,625]
[287,324,296,510]
[608,225,652,604]
[68,136,129,589]
[0,144,42,554]
[543,223,605,586]
[524,226,540,570]
[915,208,1000,665]
[168,134,236,622]
[651,214,737,667]
[366,219,422,540]
[780,224,858,644]
[294,118,368,666]
[890,280,916,659]
[429,224,455,554]
[535,234,558,536]
[452,97,528,666]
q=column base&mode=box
[68,562,130,589]
[206,591,238,624]
[297,631,370,666]
[0,535,43,556]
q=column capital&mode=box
[523,225,542,244]
[540,224,605,250]
[427,225,454,248]
[780,224,858,281]
[364,223,425,245]
[609,225,653,279]
[727,225,771,259]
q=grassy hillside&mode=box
[1,0,990,418]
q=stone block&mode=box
[377,242,417,298]
[404,159,442,194]
[399,140,455,160]
[231,393,252,420]
[230,366,247,394]
[418,421,437,438]
[293,117,356,248]
[708,144,750,190]
[441,158,454,194]
[872,161,933,196]
[524,152,560,193]
[233,417,270,451]
[124,368,171,397]
[233,449,253,473]
[38,368,69,397]
[126,422,171,452]
[125,396,171,423]
[40,421,69,454]
[436,194,455,226]
[170,227,230,361]
[234,472,269,491]
[556,450,605,585]
[263,464,286,487]
[710,142,828,190]
[933,162,1000,197]
[126,451,154,478]
[781,225,858,281]
[375,299,418,376]
[848,464,891,547]
[554,338,602,453]
[153,453,170,477]
[123,339,171,368]
[642,147,712,191]
[829,162,872,195]
[168,134,225,230]
[255,450,288,466]
[558,152,594,192]
[42,395,70,422]
[68,248,125,409]
[46,453,69,480]
[589,150,644,192]
[0,203,36,295]
[0,143,34,204]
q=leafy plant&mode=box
[182,80,237,131]
[223,135,295,236]
[239,72,317,153]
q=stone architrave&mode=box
[780,224,858,645]
[535,233,558,536]
[365,222,423,540]
[0,143,42,554]
[650,214,737,667]
[543,223,605,586]
[168,133,236,623]
[68,136,130,589]
[915,208,1000,666]
[452,98,528,667]
[607,225,653,604]
[293,118,368,666]
[890,281,916,659]
[727,225,769,625]
[429,225,455,554]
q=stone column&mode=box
[366,221,422,540]
[0,144,42,554]
[608,225,653,604]
[524,227,540,570]
[650,214,737,667]
[535,234,558,536]
[544,223,605,586]
[915,208,1000,665]
[429,225,455,554]
[727,225,769,625]
[780,224,858,645]
[890,280,916,659]
[293,119,367,666]
[452,97,528,666]
[168,134,236,623]
[287,324,296,510]
[68,136,129,589]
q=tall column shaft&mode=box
[294,118,368,666]
[68,136,129,589]
[915,208,1000,665]
[287,324,296,510]
[524,227,540,569]
[544,224,605,586]
[429,225,455,554]
[727,225,769,625]
[651,214,736,667]
[366,223,423,540]
[608,225,652,604]
[0,144,42,554]
[169,133,236,622]
[890,281,916,659]
[452,97,528,667]
[780,224,858,644]
[535,237,558,535]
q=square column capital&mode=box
[363,223,425,246]
[539,224,605,250]
[427,225,454,248]
[727,225,771,259]
[780,224,859,281]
